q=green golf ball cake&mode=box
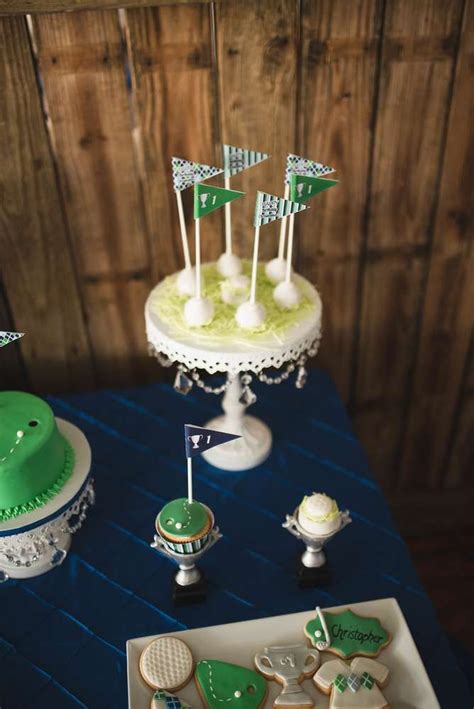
[156,497,213,554]
[0,391,75,522]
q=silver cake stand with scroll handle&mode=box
[0,418,94,581]
[145,271,322,471]
[283,508,352,569]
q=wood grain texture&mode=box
[32,9,153,386]
[448,338,474,488]
[0,15,94,392]
[353,0,464,486]
[300,0,382,401]
[0,282,27,390]
[215,0,298,261]
[399,0,474,489]
[0,0,222,17]
[125,2,219,278]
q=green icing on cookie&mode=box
[196,660,267,708]
[0,391,75,520]
[305,609,390,659]
[158,498,209,539]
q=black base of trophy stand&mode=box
[172,575,207,606]
[297,559,331,589]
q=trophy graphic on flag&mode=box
[273,171,338,309]
[171,157,223,296]
[217,144,269,279]
[183,182,244,327]
[0,331,24,348]
[235,191,308,329]
[266,154,335,285]
[151,424,240,603]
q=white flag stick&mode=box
[175,190,192,270]
[285,212,295,283]
[187,457,193,503]
[224,175,232,255]
[277,183,290,259]
[250,223,261,304]
[195,217,202,298]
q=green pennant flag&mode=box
[290,174,338,203]
[194,183,244,219]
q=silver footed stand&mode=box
[151,527,222,588]
[283,508,351,586]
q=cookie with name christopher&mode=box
[150,689,191,709]
[195,659,267,708]
[140,637,194,692]
[304,609,391,659]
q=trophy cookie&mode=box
[314,657,390,708]
[195,659,267,708]
[140,637,194,692]
[151,689,191,709]
[254,644,320,708]
[305,608,391,659]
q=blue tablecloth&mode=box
[1,371,471,708]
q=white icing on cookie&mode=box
[140,637,194,691]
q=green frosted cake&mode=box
[0,391,75,522]
[156,498,212,554]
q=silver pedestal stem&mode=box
[283,508,352,568]
[151,527,222,587]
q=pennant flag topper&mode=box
[185,424,241,459]
[194,183,244,219]
[285,153,335,185]
[0,331,24,348]
[254,191,308,227]
[172,157,223,192]
[223,144,270,179]
[290,174,339,204]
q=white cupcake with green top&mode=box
[156,497,213,554]
[297,492,341,536]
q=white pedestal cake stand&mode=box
[0,418,94,581]
[145,272,322,471]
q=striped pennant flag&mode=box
[223,144,270,178]
[254,191,308,227]
[285,153,335,185]
[0,331,24,348]
[172,157,223,192]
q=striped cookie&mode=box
[140,636,194,692]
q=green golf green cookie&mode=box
[305,608,391,659]
[195,660,267,708]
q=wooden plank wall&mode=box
[0,0,472,529]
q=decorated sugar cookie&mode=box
[150,689,191,709]
[140,637,194,691]
[305,608,390,659]
[314,657,390,708]
[255,644,320,708]
[195,659,267,708]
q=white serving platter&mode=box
[127,598,439,709]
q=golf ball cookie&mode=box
[140,636,194,691]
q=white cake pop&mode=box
[176,267,197,296]
[235,300,266,329]
[217,252,242,278]
[184,296,214,327]
[220,274,250,305]
[273,280,301,309]
[265,257,288,284]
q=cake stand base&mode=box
[1,532,71,580]
[202,414,272,471]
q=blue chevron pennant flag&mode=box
[185,424,241,458]
[290,173,339,203]
[254,191,308,227]
[172,157,223,192]
[0,331,24,348]
[223,144,270,178]
[284,153,335,185]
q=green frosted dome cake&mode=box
[0,391,75,522]
[156,498,212,554]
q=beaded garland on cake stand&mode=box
[145,270,322,471]
[0,419,94,581]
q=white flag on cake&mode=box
[172,157,223,192]
[0,331,24,348]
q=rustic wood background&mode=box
[0,0,472,531]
